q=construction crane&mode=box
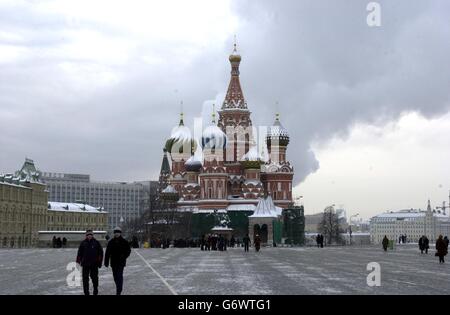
[435,190,450,216]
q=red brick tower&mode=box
[261,113,294,208]
[217,43,254,195]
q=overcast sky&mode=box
[1,0,449,218]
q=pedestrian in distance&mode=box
[382,235,389,252]
[52,236,56,248]
[444,236,449,248]
[243,234,250,252]
[423,236,429,254]
[104,227,131,295]
[76,230,103,295]
[316,234,320,248]
[419,235,425,254]
[435,235,448,264]
[254,234,261,252]
[62,237,67,248]
[320,234,324,248]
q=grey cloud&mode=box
[1,0,449,186]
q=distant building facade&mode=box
[46,202,108,232]
[0,159,48,248]
[370,200,450,244]
[1,159,109,248]
[41,172,157,229]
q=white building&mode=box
[41,172,158,229]
[370,200,450,244]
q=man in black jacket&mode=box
[76,230,103,295]
[243,234,250,252]
[104,227,131,295]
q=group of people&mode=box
[52,236,67,248]
[197,233,260,252]
[399,234,408,244]
[382,234,449,263]
[76,227,131,295]
[315,234,325,248]
[199,234,229,251]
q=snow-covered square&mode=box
[0,245,448,295]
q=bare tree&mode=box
[318,206,343,245]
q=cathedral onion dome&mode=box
[240,146,263,169]
[165,112,197,155]
[202,105,227,150]
[201,124,227,150]
[185,155,202,172]
[266,113,290,147]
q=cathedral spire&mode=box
[158,148,171,194]
[222,39,247,110]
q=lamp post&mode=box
[349,213,359,245]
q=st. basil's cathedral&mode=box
[157,44,298,244]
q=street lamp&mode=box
[349,213,359,245]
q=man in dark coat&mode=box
[419,236,425,254]
[76,230,103,295]
[104,227,131,295]
[254,234,261,252]
[436,235,448,264]
[243,234,250,252]
[382,235,389,251]
[423,236,429,254]
[230,236,236,248]
[316,234,321,248]
[320,234,324,248]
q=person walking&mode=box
[382,235,389,252]
[435,235,448,264]
[419,236,425,254]
[104,227,131,295]
[316,234,321,248]
[76,230,103,295]
[52,236,56,248]
[243,234,250,252]
[423,236,429,254]
[320,234,324,248]
[62,237,67,248]
[230,236,236,248]
[254,234,261,252]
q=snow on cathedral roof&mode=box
[249,195,281,218]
